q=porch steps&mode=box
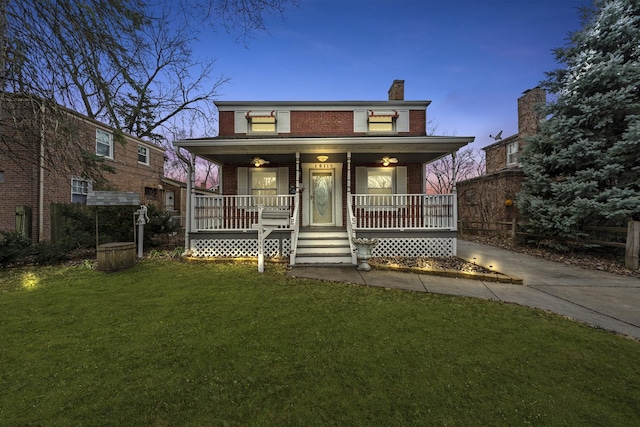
[294,229,353,265]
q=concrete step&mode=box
[296,245,351,255]
[297,240,351,248]
[297,231,348,240]
[294,254,354,265]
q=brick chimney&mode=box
[518,87,546,138]
[388,80,405,101]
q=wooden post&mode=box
[625,220,640,270]
[510,219,518,247]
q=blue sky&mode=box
[194,0,589,151]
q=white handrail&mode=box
[346,194,357,264]
[289,192,301,265]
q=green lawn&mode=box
[1,259,639,426]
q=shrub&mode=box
[0,231,33,268]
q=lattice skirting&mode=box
[372,237,455,257]
[190,238,291,258]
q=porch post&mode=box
[347,151,352,196]
[296,152,300,193]
[452,150,458,232]
[186,160,194,249]
[174,144,193,254]
[451,150,457,192]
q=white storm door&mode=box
[310,170,334,226]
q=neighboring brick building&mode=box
[457,87,545,225]
[0,96,166,242]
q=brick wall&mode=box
[0,100,164,242]
[290,111,353,136]
[218,111,235,136]
[408,110,426,136]
[219,109,427,137]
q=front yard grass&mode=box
[1,259,639,426]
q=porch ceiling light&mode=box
[317,155,329,163]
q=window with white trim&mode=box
[368,111,398,133]
[368,116,394,132]
[71,177,92,204]
[367,168,393,195]
[247,113,276,133]
[507,141,519,166]
[96,129,113,158]
[356,166,407,207]
[251,169,278,196]
[237,166,289,207]
[138,145,149,165]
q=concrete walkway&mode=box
[287,240,640,340]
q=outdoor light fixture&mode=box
[251,157,269,167]
[317,155,329,163]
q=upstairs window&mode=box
[247,112,276,133]
[96,129,113,158]
[507,141,519,166]
[71,177,92,204]
[368,110,398,133]
[138,145,149,165]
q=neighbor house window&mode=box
[96,129,113,158]
[145,187,158,198]
[0,171,4,183]
[71,177,92,204]
[248,115,276,133]
[138,145,149,165]
[507,141,519,166]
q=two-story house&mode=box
[0,96,166,243]
[174,80,475,265]
[457,87,546,225]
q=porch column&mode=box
[452,150,458,232]
[347,151,352,196]
[451,150,457,193]
[296,152,300,193]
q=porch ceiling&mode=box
[174,135,475,165]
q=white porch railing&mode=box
[351,194,457,230]
[194,195,295,231]
[193,193,456,231]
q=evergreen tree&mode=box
[518,0,640,239]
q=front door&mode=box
[310,170,334,226]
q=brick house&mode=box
[174,80,475,265]
[457,87,546,226]
[0,96,166,242]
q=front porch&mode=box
[188,193,458,263]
